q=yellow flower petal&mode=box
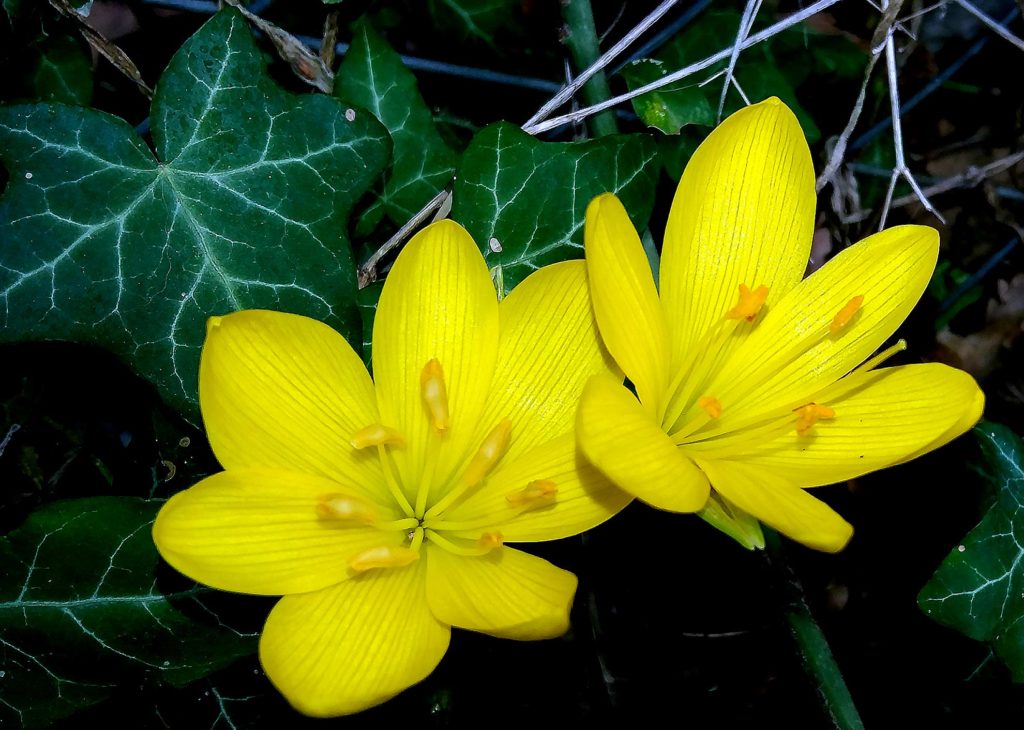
[440,432,633,542]
[475,260,617,466]
[691,364,983,486]
[199,310,387,503]
[372,220,500,504]
[577,374,709,512]
[425,545,577,640]
[584,193,670,415]
[153,470,400,595]
[259,559,449,717]
[696,458,853,553]
[660,98,815,370]
[707,225,939,425]
[887,367,984,466]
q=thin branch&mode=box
[358,190,451,287]
[878,0,944,228]
[525,0,844,135]
[523,0,681,131]
[891,151,1024,206]
[955,0,1024,52]
[717,0,763,123]
[816,42,883,192]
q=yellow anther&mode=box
[830,295,864,333]
[463,418,513,487]
[478,531,504,551]
[420,358,450,432]
[794,403,836,434]
[348,545,419,572]
[315,494,377,524]
[725,284,770,322]
[697,396,723,419]
[350,423,405,449]
[506,480,558,509]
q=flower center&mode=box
[659,283,884,449]
[331,358,560,573]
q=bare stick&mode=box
[525,0,843,135]
[878,0,944,229]
[358,190,450,287]
[523,0,681,130]
[816,43,883,193]
[955,0,1024,52]
[891,151,1024,206]
[717,0,763,123]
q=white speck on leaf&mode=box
[345,108,356,122]
[24,172,32,179]
[489,237,502,252]
[958,545,966,552]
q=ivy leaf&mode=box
[26,34,93,105]
[451,122,658,294]
[337,18,457,225]
[918,423,1024,680]
[0,8,389,423]
[426,0,519,46]
[620,59,714,134]
[0,497,259,727]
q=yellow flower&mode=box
[152,220,630,716]
[577,98,984,553]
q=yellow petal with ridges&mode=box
[475,260,617,467]
[372,220,500,505]
[690,364,983,487]
[439,432,633,542]
[199,310,387,503]
[585,193,671,415]
[259,559,449,717]
[696,458,852,552]
[425,545,577,640]
[577,374,709,512]
[704,225,939,428]
[660,98,815,371]
[153,470,401,595]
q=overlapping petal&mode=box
[425,546,576,640]
[153,469,403,595]
[577,374,709,512]
[475,260,617,466]
[373,220,500,505]
[440,432,632,542]
[199,310,387,503]
[689,364,982,486]
[259,559,450,717]
[660,98,815,369]
[696,458,853,553]
[703,225,939,428]
[585,193,670,415]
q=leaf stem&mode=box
[559,0,619,137]
[763,529,865,730]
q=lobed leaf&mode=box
[0,8,389,423]
[918,423,1024,680]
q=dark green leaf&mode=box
[0,497,258,727]
[918,423,1024,680]
[337,18,457,225]
[0,9,389,423]
[620,59,715,134]
[26,34,92,105]
[451,122,658,294]
[426,0,519,45]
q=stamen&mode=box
[421,359,450,432]
[851,339,906,375]
[348,545,419,572]
[424,528,503,556]
[726,284,770,322]
[506,480,558,510]
[377,444,415,517]
[351,423,405,449]
[697,396,723,419]
[316,494,377,524]
[462,418,513,487]
[794,403,836,434]
[478,531,504,552]
[830,295,864,333]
